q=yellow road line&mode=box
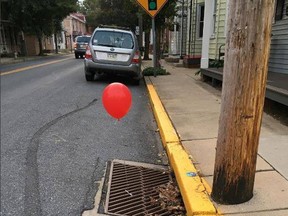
[145,77,220,215]
[0,58,70,76]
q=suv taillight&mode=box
[85,46,92,59]
[132,51,140,64]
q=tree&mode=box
[78,0,101,30]
[9,0,77,55]
[211,0,275,204]
[81,0,139,30]
[154,0,177,65]
[51,0,78,54]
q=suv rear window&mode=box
[76,36,91,43]
[92,31,134,49]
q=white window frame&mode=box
[197,3,205,39]
[211,0,217,38]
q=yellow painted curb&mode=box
[166,143,216,215]
[145,77,219,215]
[146,79,179,147]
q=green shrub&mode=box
[142,67,170,76]
[1,53,14,58]
[209,59,224,68]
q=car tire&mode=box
[75,54,79,59]
[132,79,140,86]
[94,72,104,80]
[85,74,94,81]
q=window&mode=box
[275,0,285,21]
[197,4,205,38]
[212,0,217,35]
[76,36,91,43]
[93,31,134,49]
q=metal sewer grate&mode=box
[105,160,172,216]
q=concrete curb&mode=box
[144,76,219,215]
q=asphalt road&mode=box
[0,55,165,216]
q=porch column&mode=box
[201,0,214,68]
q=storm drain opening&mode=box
[105,160,185,216]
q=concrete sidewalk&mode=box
[144,59,288,215]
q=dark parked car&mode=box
[84,26,142,85]
[74,35,91,59]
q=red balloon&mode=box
[102,83,132,120]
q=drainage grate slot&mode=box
[105,160,172,216]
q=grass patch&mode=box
[142,67,170,76]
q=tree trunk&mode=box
[37,35,44,56]
[156,27,161,68]
[211,0,275,204]
[143,30,150,60]
[54,33,58,54]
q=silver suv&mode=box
[84,26,142,85]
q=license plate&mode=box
[107,53,117,60]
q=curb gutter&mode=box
[145,76,219,215]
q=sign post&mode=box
[135,0,168,74]
[152,18,156,74]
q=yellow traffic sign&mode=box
[136,0,168,18]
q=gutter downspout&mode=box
[188,0,193,55]
[180,0,184,58]
[192,0,197,57]
[214,0,221,58]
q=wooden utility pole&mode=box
[211,0,275,204]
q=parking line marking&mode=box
[0,58,71,76]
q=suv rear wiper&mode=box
[96,43,117,47]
